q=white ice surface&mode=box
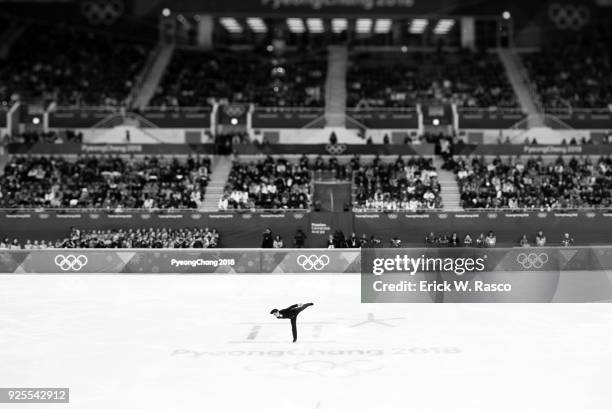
[1,274,612,409]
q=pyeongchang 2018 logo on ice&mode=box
[371,255,487,276]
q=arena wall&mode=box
[1,210,610,248]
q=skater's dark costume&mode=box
[270,303,314,342]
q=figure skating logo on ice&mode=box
[54,255,88,271]
[516,253,549,269]
[297,255,330,271]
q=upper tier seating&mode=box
[0,25,150,106]
[522,31,612,109]
[347,50,517,108]
[151,49,326,108]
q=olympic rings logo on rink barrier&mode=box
[297,255,330,271]
[54,255,89,271]
[548,3,591,30]
[516,253,549,270]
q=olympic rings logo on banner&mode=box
[548,3,590,30]
[325,144,348,155]
[516,253,549,269]
[81,0,124,26]
[54,255,88,271]
[222,104,247,117]
[297,255,330,271]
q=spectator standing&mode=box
[535,231,547,247]
[484,231,497,248]
[463,234,473,247]
[326,235,335,248]
[359,234,369,248]
[561,233,574,247]
[294,229,307,248]
[519,235,530,247]
[346,233,359,248]
[262,228,274,248]
[273,235,284,249]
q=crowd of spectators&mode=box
[0,226,220,249]
[0,156,211,209]
[0,24,150,106]
[220,156,312,210]
[347,50,517,108]
[2,131,83,145]
[522,30,612,109]
[450,155,612,209]
[353,155,442,211]
[151,48,326,108]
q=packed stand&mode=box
[0,24,150,106]
[0,227,220,249]
[0,156,210,209]
[2,131,83,145]
[347,50,517,108]
[451,156,612,209]
[522,30,612,109]
[151,49,326,108]
[353,156,442,211]
[220,156,316,210]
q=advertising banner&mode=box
[235,143,434,155]
[361,247,612,303]
[453,143,612,156]
[0,249,359,274]
[7,143,216,155]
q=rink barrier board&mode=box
[1,247,612,275]
[2,210,612,248]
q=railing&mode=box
[254,106,325,114]
[457,107,527,115]
[353,207,612,213]
[0,207,310,214]
[0,207,611,214]
[140,106,212,114]
[542,107,612,116]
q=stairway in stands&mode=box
[497,48,544,127]
[325,45,348,128]
[0,21,28,59]
[200,156,233,212]
[434,158,463,212]
[130,43,175,110]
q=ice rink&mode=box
[2,273,612,409]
